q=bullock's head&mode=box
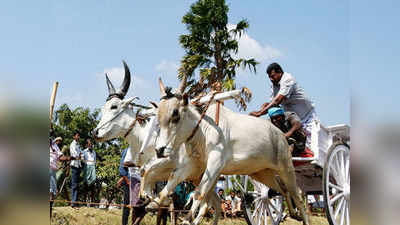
[92,61,137,141]
[155,75,191,154]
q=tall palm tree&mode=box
[178,0,258,110]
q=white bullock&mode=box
[91,62,221,225]
[155,77,310,225]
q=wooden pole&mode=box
[49,82,59,128]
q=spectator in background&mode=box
[235,190,242,216]
[70,131,82,208]
[82,139,99,207]
[124,148,147,225]
[217,189,228,218]
[117,148,131,225]
[57,145,71,202]
[217,189,225,200]
[225,191,241,217]
[49,137,69,217]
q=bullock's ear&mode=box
[122,97,137,108]
[181,93,189,107]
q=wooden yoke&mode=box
[191,88,240,128]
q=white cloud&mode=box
[227,24,281,62]
[155,60,179,76]
[101,67,125,85]
[57,92,84,107]
[132,75,147,87]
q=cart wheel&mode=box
[323,142,350,225]
[233,175,284,225]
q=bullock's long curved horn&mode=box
[118,60,131,98]
[178,73,187,94]
[105,73,116,95]
[159,77,166,96]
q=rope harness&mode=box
[123,109,153,138]
[186,91,219,142]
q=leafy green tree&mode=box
[51,104,127,207]
[96,146,123,206]
[179,0,258,110]
[53,104,100,147]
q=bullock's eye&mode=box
[171,109,180,123]
[111,105,118,110]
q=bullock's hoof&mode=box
[290,213,303,222]
[133,198,151,208]
[181,211,193,225]
[282,212,288,221]
[180,220,191,225]
[145,201,159,210]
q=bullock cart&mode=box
[232,122,350,225]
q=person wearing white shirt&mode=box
[250,63,319,149]
[225,191,241,217]
[69,132,82,208]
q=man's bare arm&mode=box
[285,117,302,138]
[253,94,286,117]
[59,155,70,161]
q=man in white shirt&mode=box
[69,131,82,208]
[225,191,241,217]
[250,63,319,149]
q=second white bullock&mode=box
[154,76,310,225]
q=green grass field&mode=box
[51,206,329,225]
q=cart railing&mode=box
[292,122,350,167]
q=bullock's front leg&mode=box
[192,200,209,225]
[192,191,221,225]
[190,147,225,224]
[209,190,221,225]
[140,158,173,200]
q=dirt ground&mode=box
[51,206,329,225]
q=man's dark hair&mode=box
[266,63,283,75]
[73,131,80,136]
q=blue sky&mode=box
[349,0,400,123]
[0,0,355,126]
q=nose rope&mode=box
[123,109,148,138]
